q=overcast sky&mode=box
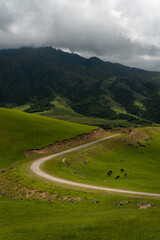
[0,0,160,71]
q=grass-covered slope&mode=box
[12,96,146,129]
[0,195,159,240]
[44,127,160,193]
[0,108,159,239]
[31,95,79,117]
[0,108,96,168]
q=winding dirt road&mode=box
[31,134,160,197]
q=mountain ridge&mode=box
[0,47,160,122]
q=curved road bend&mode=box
[31,134,160,197]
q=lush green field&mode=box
[0,193,159,240]
[0,108,96,168]
[0,108,160,240]
[43,128,160,193]
[1,150,160,240]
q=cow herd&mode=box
[107,168,127,179]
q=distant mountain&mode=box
[0,47,160,122]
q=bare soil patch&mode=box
[121,129,148,144]
[138,202,152,209]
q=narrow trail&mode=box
[31,134,160,197]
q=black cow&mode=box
[115,176,120,180]
[107,172,111,176]
[121,169,124,172]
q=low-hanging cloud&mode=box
[0,0,160,70]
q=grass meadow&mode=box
[0,194,159,240]
[43,128,160,193]
[0,108,159,240]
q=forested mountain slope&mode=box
[0,47,160,122]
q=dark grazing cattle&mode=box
[107,172,111,176]
[121,169,124,172]
[125,173,127,177]
[109,170,112,174]
[115,175,120,180]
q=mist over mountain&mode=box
[0,47,160,122]
[1,1,160,71]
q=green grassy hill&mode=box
[39,96,79,117]
[12,95,149,129]
[15,95,79,117]
[0,109,159,239]
[43,127,160,193]
[0,108,96,168]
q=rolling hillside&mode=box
[0,108,96,168]
[43,127,160,193]
[0,108,159,240]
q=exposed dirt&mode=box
[26,189,38,198]
[72,197,82,202]
[111,128,131,134]
[117,201,152,209]
[138,202,151,209]
[121,129,148,144]
[26,128,106,156]
[62,196,68,200]
[0,174,78,201]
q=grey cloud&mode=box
[0,0,160,70]
[0,1,14,30]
